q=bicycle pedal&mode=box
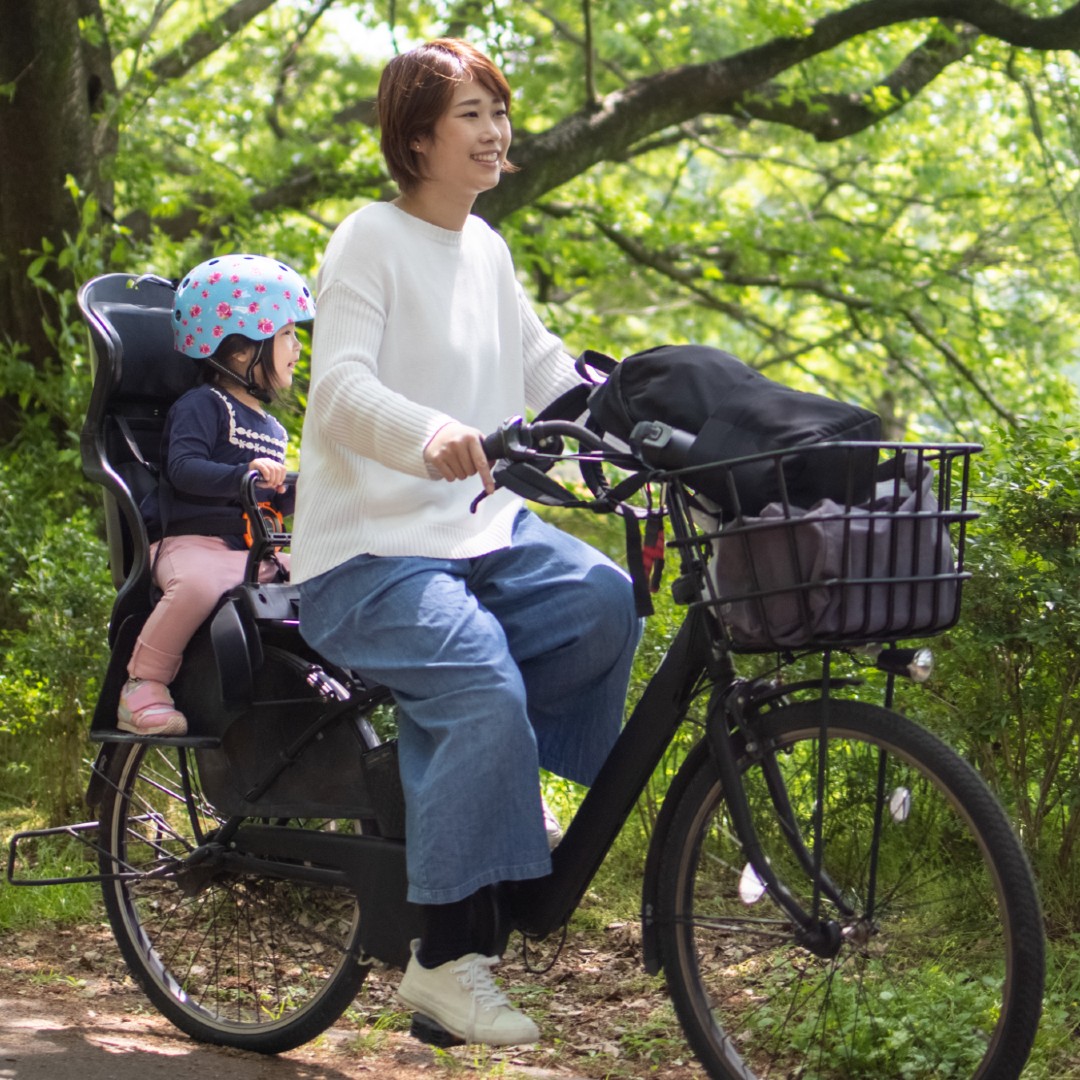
[410,1012,466,1048]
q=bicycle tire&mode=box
[655,698,1044,1080]
[97,740,371,1053]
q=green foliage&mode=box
[6,180,137,441]
[916,416,1080,931]
[0,444,112,824]
[1029,936,1080,1077]
[0,194,117,824]
[9,0,1075,437]
[758,964,1003,1078]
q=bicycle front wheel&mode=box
[656,698,1044,1080]
[97,741,371,1053]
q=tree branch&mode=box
[582,0,597,107]
[135,0,1080,243]
[904,308,1018,427]
[149,0,279,83]
[120,165,394,242]
[268,0,335,139]
[477,1,1080,222]
[584,215,774,333]
[550,205,1023,426]
[726,24,978,141]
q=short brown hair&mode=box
[378,38,516,194]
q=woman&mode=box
[291,39,639,1046]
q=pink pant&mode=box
[127,535,288,684]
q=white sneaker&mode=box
[398,940,540,1046]
[541,795,563,850]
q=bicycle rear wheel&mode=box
[656,698,1043,1080]
[97,741,370,1053]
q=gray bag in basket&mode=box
[712,453,958,648]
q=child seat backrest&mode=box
[77,273,201,644]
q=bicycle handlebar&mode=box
[481,415,636,464]
[240,469,298,510]
[239,470,297,567]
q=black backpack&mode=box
[581,344,881,516]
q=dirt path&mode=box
[0,920,705,1080]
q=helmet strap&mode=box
[245,339,274,403]
[205,357,271,403]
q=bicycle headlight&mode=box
[875,646,934,683]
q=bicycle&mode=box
[6,272,1045,1080]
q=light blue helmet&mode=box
[172,253,314,359]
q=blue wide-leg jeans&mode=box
[298,509,641,904]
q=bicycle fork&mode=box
[705,677,854,959]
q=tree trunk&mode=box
[0,0,112,441]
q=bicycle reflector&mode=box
[875,646,934,683]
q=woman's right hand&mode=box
[249,457,288,492]
[424,422,495,495]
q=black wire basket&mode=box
[681,441,980,652]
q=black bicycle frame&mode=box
[506,606,717,938]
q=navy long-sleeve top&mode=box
[143,384,293,548]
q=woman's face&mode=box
[414,76,512,199]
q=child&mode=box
[290,40,639,1045]
[118,253,314,736]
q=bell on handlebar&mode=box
[534,431,565,457]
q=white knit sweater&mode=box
[291,202,580,583]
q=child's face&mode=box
[267,323,302,390]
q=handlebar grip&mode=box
[481,431,506,461]
[481,415,527,462]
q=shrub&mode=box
[918,419,1080,932]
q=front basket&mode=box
[685,442,979,652]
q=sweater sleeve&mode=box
[517,283,582,414]
[166,393,249,499]
[307,279,455,480]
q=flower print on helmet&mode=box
[172,253,315,360]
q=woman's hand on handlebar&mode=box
[424,422,495,495]
[249,457,288,492]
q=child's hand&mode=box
[249,457,288,492]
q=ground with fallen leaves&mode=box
[0,915,708,1080]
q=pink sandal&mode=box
[117,679,188,736]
